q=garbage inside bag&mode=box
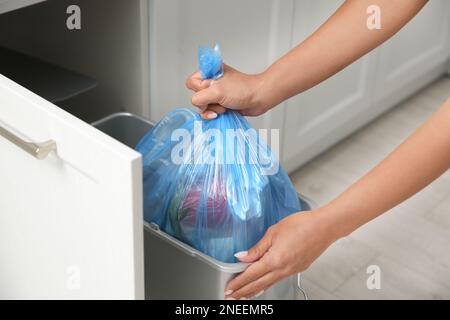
[135,43,301,262]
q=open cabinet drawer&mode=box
[0,74,144,299]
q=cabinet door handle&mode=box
[0,125,56,160]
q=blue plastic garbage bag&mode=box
[135,44,300,262]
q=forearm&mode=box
[318,99,450,239]
[259,0,427,108]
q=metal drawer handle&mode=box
[0,125,56,160]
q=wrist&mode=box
[311,205,348,243]
[251,70,282,111]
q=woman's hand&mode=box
[224,209,338,300]
[185,64,274,119]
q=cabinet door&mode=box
[0,74,144,299]
[372,0,450,109]
[282,0,378,172]
[148,0,294,133]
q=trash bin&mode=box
[92,112,313,300]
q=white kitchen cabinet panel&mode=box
[148,0,294,133]
[0,0,45,14]
[0,74,144,299]
[282,0,378,172]
[373,0,450,110]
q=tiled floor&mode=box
[290,76,450,299]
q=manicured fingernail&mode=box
[224,289,233,296]
[239,297,248,300]
[255,290,265,297]
[205,111,217,119]
[225,297,236,300]
[234,251,248,259]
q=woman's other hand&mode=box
[224,209,338,300]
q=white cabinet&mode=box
[372,0,450,110]
[282,0,378,171]
[282,0,450,171]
